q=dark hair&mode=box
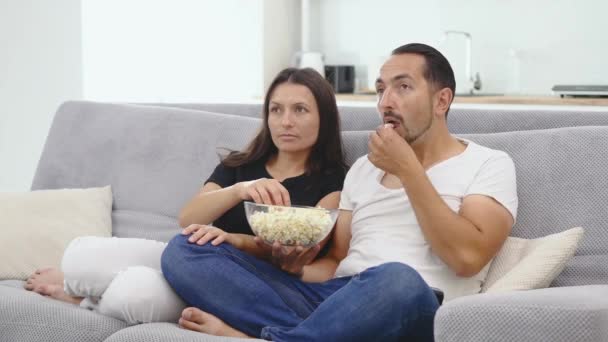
[222,68,347,178]
[392,43,456,117]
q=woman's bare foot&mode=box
[35,284,83,305]
[178,307,250,338]
[24,267,82,305]
[25,267,63,291]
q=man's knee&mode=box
[98,266,186,324]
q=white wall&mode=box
[82,0,265,102]
[0,0,301,192]
[317,0,608,95]
[316,0,442,92]
[263,0,300,94]
[439,0,608,95]
[0,0,83,192]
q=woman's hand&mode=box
[182,224,242,247]
[254,237,320,277]
[236,178,291,206]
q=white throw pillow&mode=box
[481,226,584,293]
[0,186,112,280]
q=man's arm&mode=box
[400,169,513,277]
[368,127,514,277]
[256,209,352,282]
[300,210,352,282]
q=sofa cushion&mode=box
[0,285,126,342]
[105,322,263,342]
[482,227,584,292]
[0,186,112,280]
[32,101,261,242]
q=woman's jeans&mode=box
[161,234,439,342]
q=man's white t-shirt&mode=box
[335,139,518,301]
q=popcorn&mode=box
[249,206,333,246]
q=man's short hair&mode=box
[392,43,456,117]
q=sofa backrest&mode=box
[447,105,608,134]
[150,102,608,133]
[34,101,608,287]
[32,101,261,242]
[343,127,608,287]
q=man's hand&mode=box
[254,237,320,277]
[182,224,243,248]
[367,124,417,176]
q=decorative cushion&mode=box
[0,186,112,280]
[482,227,584,293]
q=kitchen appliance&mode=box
[294,52,325,77]
[325,65,355,93]
[552,85,608,98]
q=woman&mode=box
[24,67,347,325]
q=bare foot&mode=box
[178,307,250,338]
[25,267,82,305]
[35,284,83,305]
[25,267,63,291]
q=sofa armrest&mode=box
[434,285,608,342]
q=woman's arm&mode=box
[186,191,342,261]
[180,176,292,228]
[182,225,269,258]
[178,182,243,228]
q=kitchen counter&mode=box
[336,94,608,106]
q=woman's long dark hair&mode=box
[222,68,347,178]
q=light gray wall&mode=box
[0,0,83,191]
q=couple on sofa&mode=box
[25,43,517,341]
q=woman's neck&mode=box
[266,151,309,181]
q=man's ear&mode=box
[434,87,453,118]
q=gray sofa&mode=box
[1,100,608,341]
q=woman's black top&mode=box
[205,158,345,236]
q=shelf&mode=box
[335,94,608,106]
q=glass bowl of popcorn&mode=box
[244,202,339,247]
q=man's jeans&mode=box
[161,234,439,341]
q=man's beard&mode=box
[384,111,433,144]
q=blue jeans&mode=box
[161,234,439,341]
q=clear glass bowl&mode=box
[244,201,339,247]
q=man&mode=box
[161,43,517,341]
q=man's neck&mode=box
[410,126,466,170]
